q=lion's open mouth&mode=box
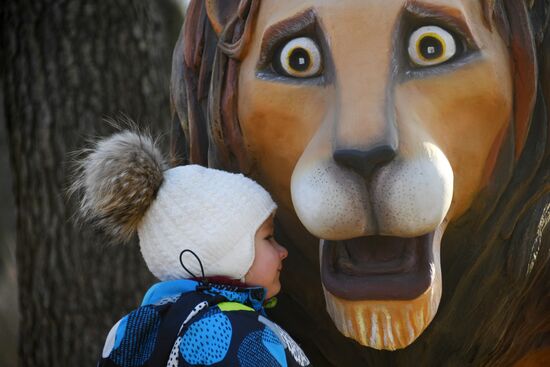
[321,233,435,300]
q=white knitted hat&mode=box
[139,165,277,281]
[71,131,277,281]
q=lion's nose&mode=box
[333,145,396,179]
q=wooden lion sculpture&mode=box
[170,0,550,365]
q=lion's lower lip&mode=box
[321,233,435,300]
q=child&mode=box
[72,130,311,367]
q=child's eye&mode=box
[265,235,274,241]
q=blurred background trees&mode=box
[0,1,185,365]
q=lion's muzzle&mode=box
[291,142,453,239]
[290,138,452,349]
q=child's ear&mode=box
[205,0,240,35]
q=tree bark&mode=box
[1,1,175,365]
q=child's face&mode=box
[245,215,288,299]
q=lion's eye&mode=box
[274,37,322,78]
[408,26,456,66]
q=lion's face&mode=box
[237,0,513,350]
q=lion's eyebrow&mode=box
[405,1,477,45]
[258,8,317,66]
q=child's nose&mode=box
[278,244,288,260]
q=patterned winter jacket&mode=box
[98,279,311,367]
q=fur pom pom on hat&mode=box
[71,131,167,243]
[72,130,277,281]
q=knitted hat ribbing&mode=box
[71,131,277,281]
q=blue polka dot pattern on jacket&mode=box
[262,327,287,367]
[237,328,284,367]
[109,305,161,367]
[180,308,232,365]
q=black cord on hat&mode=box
[179,249,206,279]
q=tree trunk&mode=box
[1,1,175,365]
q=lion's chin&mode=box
[323,275,441,350]
[320,227,443,350]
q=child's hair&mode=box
[70,130,277,281]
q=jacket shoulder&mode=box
[99,304,163,367]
